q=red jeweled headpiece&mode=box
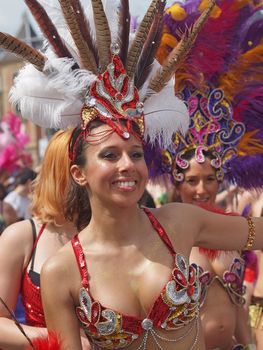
[6,0,215,170]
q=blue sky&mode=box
[0,0,175,35]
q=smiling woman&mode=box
[2,0,263,349]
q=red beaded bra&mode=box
[71,208,201,349]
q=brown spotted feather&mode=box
[148,0,216,93]
[0,32,46,71]
[59,0,98,72]
[91,0,111,72]
[125,0,160,78]
[24,0,76,63]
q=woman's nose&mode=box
[196,181,206,194]
[118,153,135,172]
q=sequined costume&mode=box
[249,296,263,330]
[199,257,246,307]
[21,220,46,327]
[72,208,201,349]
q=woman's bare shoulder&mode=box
[41,240,76,279]
[0,219,35,250]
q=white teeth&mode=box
[116,181,135,187]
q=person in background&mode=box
[0,183,7,235]
[157,1,263,348]
[3,168,37,226]
[0,130,90,350]
[172,149,252,349]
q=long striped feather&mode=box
[0,32,46,71]
[118,0,130,65]
[134,0,166,89]
[70,0,99,65]
[91,0,111,72]
[59,0,98,72]
[24,0,76,63]
[125,0,160,77]
[148,0,216,93]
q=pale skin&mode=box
[41,124,263,350]
[176,157,252,349]
[0,218,90,350]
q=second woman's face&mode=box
[176,157,219,206]
[82,124,149,207]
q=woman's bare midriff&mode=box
[201,282,237,350]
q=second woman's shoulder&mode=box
[0,219,37,267]
[0,219,35,249]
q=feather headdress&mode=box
[157,0,263,189]
[0,112,32,173]
[2,0,215,162]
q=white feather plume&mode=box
[138,59,161,101]
[9,56,96,129]
[143,78,189,148]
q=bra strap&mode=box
[27,220,46,270]
[71,235,89,288]
[143,208,175,256]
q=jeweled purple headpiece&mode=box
[162,87,245,182]
[157,0,263,188]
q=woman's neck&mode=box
[86,204,146,245]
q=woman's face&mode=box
[75,124,149,208]
[176,157,219,206]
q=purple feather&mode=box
[225,154,263,189]
[240,7,263,52]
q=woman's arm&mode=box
[186,204,263,251]
[0,221,47,349]
[41,251,82,350]
[0,318,46,350]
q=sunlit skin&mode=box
[176,156,250,349]
[72,125,149,210]
[176,157,219,206]
[40,127,263,350]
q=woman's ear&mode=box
[70,165,88,186]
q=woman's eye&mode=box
[207,177,216,182]
[131,151,144,159]
[101,152,117,159]
[186,179,196,185]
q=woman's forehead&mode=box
[186,157,216,174]
[87,125,143,149]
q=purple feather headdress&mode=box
[157,0,263,189]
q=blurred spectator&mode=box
[0,183,7,235]
[3,168,37,226]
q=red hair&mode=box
[31,129,72,225]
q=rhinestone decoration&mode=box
[96,310,117,335]
[111,42,120,55]
[79,288,92,322]
[123,131,130,139]
[141,318,153,330]
[136,101,144,113]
